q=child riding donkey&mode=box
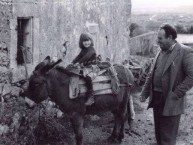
[71,33,98,105]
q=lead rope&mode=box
[38,104,41,122]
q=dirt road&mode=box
[1,89,193,145]
[74,90,193,145]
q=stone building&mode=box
[0,0,131,84]
[130,32,159,57]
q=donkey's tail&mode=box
[127,90,135,130]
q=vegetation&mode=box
[175,24,193,34]
[131,13,193,34]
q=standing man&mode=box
[140,23,193,145]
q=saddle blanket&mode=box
[69,75,114,99]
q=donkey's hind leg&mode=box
[108,110,122,143]
[118,88,130,142]
[70,112,84,145]
[118,110,128,142]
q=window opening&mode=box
[16,17,33,65]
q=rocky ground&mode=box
[0,87,193,145]
[75,89,193,145]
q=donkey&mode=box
[20,56,134,145]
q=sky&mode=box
[132,0,193,14]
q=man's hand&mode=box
[140,95,147,102]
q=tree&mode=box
[175,24,187,34]
[189,25,193,34]
[129,23,145,37]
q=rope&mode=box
[38,104,41,122]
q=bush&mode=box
[175,24,187,34]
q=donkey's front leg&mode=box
[70,112,84,145]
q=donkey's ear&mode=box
[41,59,62,74]
[44,56,51,61]
[43,56,51,64]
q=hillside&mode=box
[131,13,193,32]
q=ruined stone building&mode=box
[0,0,131,84]
[130,32,159,57]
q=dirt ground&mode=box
[46,89,193,145]
[71,89,193,145]
[0,88,193,145]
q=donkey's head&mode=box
[20,56,62,103]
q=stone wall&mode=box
[0,0,131,83]
[10,0,39,82]
[39,0,131,65]
[0,0,12,84]
[130,32,159,57]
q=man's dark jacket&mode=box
[141,42,193,116]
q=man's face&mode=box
[82,39,91,48]
[157,29,171,51]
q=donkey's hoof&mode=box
[117,137,123,143]
[107,136,119,143]
[118,140,122,143]
[107,136,113,142]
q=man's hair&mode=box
[159,23,177,40]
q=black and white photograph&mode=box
[0,0,193,144]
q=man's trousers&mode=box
[153,91,181,145]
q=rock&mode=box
[0,42,7,49]
[3,94,12,102]
[0,51,9,67]
[176,142,185,145]
[10,113,21,131]
[90,115,100,121]
[25,97,35,108]
[0,83,3,92]
[190,140,193,144]
[56,110,63,118]
[45,100,55,112]
[1,83,11,97]
[48,100,55,107]
[0,67,11,83]
[11,86,21,97]
[0,83,12,102]
[0,124,9,136]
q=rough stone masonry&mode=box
[0,0,131,95]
